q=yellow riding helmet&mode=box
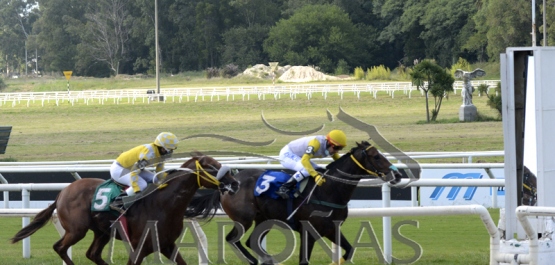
[326,129,347,147]
[154,132,179,151]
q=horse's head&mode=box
[182,155,240,195]
[348,141,403,184]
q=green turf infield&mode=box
[1,91,503,163]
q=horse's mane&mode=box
[326,140,371,171]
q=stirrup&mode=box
[110,204,125,214]
[109,196,125,214]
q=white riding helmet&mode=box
[154,132,179,152]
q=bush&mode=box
[353,67,365,80]
[220,64,240,78]
[487,82,502,117]
[205,67,220,79]
[477,84,489,96]
[394,65,412,81]
[450,57,471,77]
[366,65,391,80]
[334,59,350,75]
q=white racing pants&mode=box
[278,145,319,181]
[110,161,155,192]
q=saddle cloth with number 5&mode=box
[91,179,122,212]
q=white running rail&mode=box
[0,80,500,107]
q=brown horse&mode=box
[185,141,403,265]
[11,155,239,265]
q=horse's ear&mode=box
[359,140,371,147]
[190,151,204,157]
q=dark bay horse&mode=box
[11,155,239,265]
[185,141,402,265]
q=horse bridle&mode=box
[350,145,388,179]
[194,157,238,194]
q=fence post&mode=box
[0,173,9,208]
[382,184,392,264]
[22,188,30,258]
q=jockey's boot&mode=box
[275,177,298,199]
[109,193,127,214]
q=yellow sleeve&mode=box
[300,138,321,177]
[332,153,341,160]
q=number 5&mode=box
[93,188,112,210]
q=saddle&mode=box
[91,179,161,215]
[254,170,309,200]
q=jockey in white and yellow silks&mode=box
[110,132,179,196]
[275,129,347,199]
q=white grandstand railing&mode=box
[0,80,500,107]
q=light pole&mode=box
[155,0,160,96]
[25,41,27,76]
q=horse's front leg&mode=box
[299,232,316,265]
[328,231,353,265]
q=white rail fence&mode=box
[0,80,499,107]
[0,151,506,264]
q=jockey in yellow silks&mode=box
[110,132,178,196]
[275,129,347,199]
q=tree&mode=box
[195,0,230,68]
[545,0,555,46]
[419,0,477,66]
[76,0,132,76]
[229,0,281,28]
[373,0,425,64]
[410,59,454,122]
[0,0,38,76]
[33,0,91,73]
[264,4,366,73]
[222,25,270,69]
[0,77,6,91]
[428,68,454,120]
[472,0,531,61]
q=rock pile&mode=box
[239,64,340,83]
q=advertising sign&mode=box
[420,168,505,208]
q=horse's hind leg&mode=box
[86,231,111,265]
[160,243,187,265]
[227,225,258,265]
[246,229,275,265]
[53,230,88,265]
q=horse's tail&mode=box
[184,190,221,222]
[10,199,57,243]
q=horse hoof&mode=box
[329,257,346,265]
